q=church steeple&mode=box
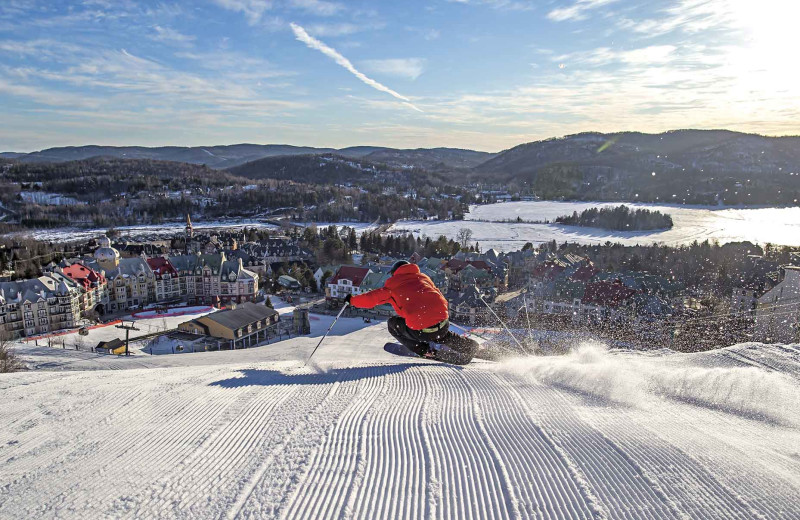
[185,214,194,254]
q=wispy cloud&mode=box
[447,0,535,11]
[547,0,618,22]
[210,0,273,25]
[289,22,422,112]
[362,58,425,80]
[288,0,343,16]
[149,25,195,46]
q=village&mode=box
[2,213,799,356]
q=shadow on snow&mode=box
[209,362,451,388]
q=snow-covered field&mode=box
[2,317,799,519]
[21,306,218,359]
[391,201,800,251]
[13,219,282,242]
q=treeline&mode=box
[1,158,468,229]
[359,231,466,258]
[7,157,240,196]
[543,239,798,296]
[556,205,673,230]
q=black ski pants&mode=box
[387,316,479,363]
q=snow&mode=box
[2,315,799,518]
[20,305,218,358]
[390,201,800,251]
[130,305,214,319]
[12,219,282,242]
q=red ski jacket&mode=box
[349,263,449,331]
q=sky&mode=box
[0,0,798,152]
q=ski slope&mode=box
[2,319,800,519]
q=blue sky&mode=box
[0,0,797,152]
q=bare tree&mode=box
[456,228,474,249]
[0,334,23,373]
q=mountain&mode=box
[227,153,406,184]
[474,130,800,204]
[0,152,24,159]
[5,317,799,518]
[15,144,337,169]
[12,144,494,171]
[336,146,389,158]
[361,147,496,170]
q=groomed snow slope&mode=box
[2,320,800,519]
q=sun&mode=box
[728,0,800,87]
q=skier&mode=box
[345,260,479,364]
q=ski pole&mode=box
[449,322,493,343]
[304,302,349,366]
[479,294,527,354]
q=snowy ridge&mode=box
[1,321,799,519]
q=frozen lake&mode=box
[14,220,381,243]
[390,201,800,252]
[13,219,283,243]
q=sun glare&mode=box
[728,0,800,91]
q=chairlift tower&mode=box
[115,321,141,356]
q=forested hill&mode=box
[471,130,800,205]
[10,144,495,171]
[13,144,336,170]
[361,147,495,170]
[226,154,408,185]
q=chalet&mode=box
[327,266,372,301]
[61,262,108,314]
[96,338,126,355]
[580,280,637,322]
[314,265,339,291]
[0,274,82,338]
[178,302,279,349]
[147,257,180,303]
[278,275,302,291]
[449,286,486,326]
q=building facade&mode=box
[0,274,82,339]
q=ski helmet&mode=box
[390,260,410,275]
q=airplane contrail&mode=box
[289,22,423,113]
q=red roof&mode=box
[570,262,599,282]
[146,257,178,278]
[531,261,565,280]
[62,263,105,290]
[329,266,371,287]
[446,259,492,274]
[582,281,635,308]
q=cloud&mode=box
[553,45,678,67]
[288,0,342,16]
[210,0,273,24]
[362,58,425,80]
[303,20,386,37]
[547,0,618,22]
[303,22,361,37]
[149,25,195,46]
[289,22,422,112]
[447,0,535,10]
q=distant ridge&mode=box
[466,130,800,204]
[14,144,496,170]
